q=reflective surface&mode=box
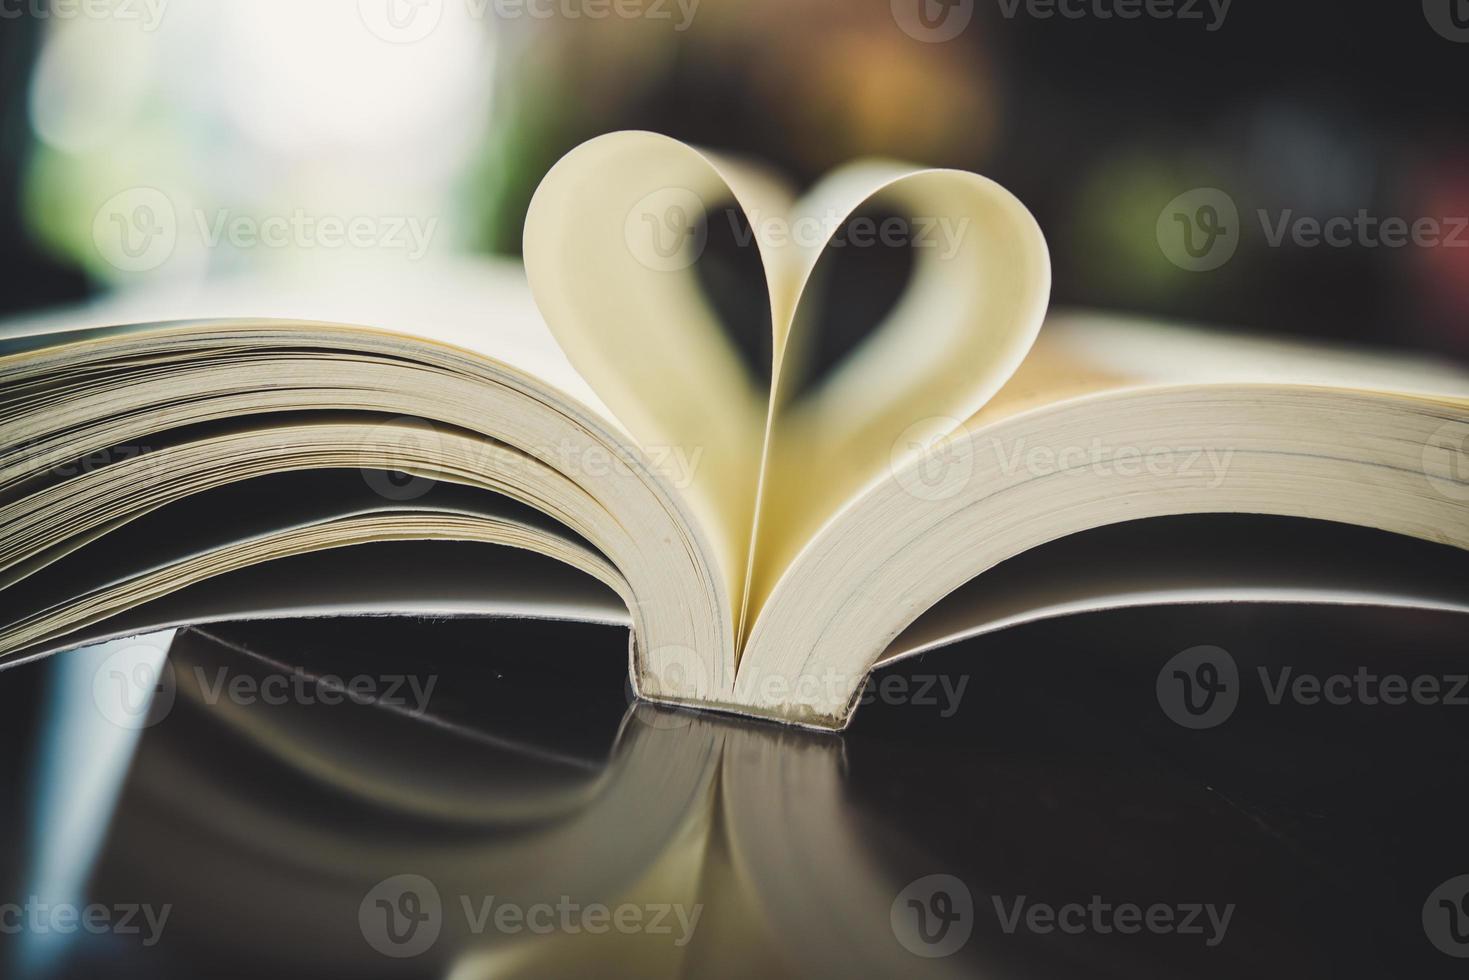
[2,604,1468,978]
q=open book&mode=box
[3,131,1468,729]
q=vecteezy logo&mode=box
[624,188,708,272]
[92,642,176,729]
[92,188,177,273]
[1156,188,1239,272]
[891,0,974,42]
[892,417,973,501]
[360,874,442,958]
[1423,420,1469,502]
[1424,0,1469,41]
[1423,875,1469,957]
[891,874,973,958]
[358,0,444,43]
[361,419,444,502]
[1156,645,1239,729]
[627,644,706,729]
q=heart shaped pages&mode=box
[524,131,1051,670]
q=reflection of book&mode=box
[95,625,963,980]
[92,627,723,977]
[3,130,1469,729]
[82,613,1469,979]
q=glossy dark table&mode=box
[0,602,1465,979]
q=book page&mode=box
[3,541,629,673]
[885,514,1469,663]
[747,164,1050,626]
[0,257,615,425]
[524,132,791,624]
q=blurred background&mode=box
[2,0,1467,358]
